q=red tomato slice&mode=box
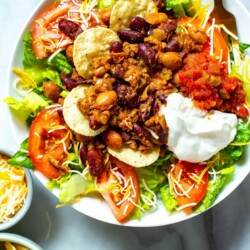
[97,156,139,222]
[32,1,74,59]
[28,107,71,179]
[171,161,208,213]
[177,16,229,64]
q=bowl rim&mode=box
[0,232,42,250]
[0,150,33,231]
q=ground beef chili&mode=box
[64,11,248,154]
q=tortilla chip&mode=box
[110,0,158,32]
[73,28,120,79]
[63,85,107,136]
[107,145,160,167]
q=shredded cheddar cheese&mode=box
[0,154,28,223]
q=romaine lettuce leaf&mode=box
[195,176,226,212]
[47,172,97,203]
[160,184,178,212]
[4,91,50,120]
[224,121,250,161]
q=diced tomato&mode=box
[97,156,139,222]
[28,107,71,179]
[171,161,208,213]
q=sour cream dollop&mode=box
[161,93,237,163]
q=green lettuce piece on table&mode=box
[8,138,34,169]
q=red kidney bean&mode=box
[158,93,167,103]
[75,76,93,85]
[166,39,180,52]
[63,77,79,91]
[154,0,165,10]
[57,107,64,118]
[117,29,145,43]
[138,43,156,67]
[130,16,150,34]
[110,41,123,52]
[89,118,103,130]
[116,84,140,107]
[164,20,177,35]
[87,149,105,176]
[79,145,88,165]
[58,19,83,40]
[133,123,151,140]
[120,131,131,141]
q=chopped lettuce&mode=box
[239,42,250,55]
[166,0,194,17]
[45,52,73,75]
[195,176,227,212]
[47,172,97,203]
[8,138,34,169]
[22,32,41,69]
[224,121,250,161]
[131,166,167,219]
[160,184,178,212]
[97,0,118,9]
[4,91,50,120]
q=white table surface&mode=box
[1,1,250,249]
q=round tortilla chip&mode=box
[107,146,160,167]
[63,85,107,136]
[110,0,158,32]
[73,28,120,79]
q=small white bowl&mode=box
[0,233,42,250]
[0,152,33,231]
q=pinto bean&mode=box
[43,81,61,102]
[158,52,182,70]
[96,91,117,110]
[117,29,145,43]
[145,12,168,26]
[58,19,83,40]
[188,26,208,44]
[138,43,156,67]
[87,149,105,176]
[99,8,111,25]
[103,130,123,149]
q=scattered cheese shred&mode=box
[0,155,28,223]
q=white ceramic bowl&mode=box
[0,151,33,231]
[4,0,250,227]
[0,233,42,250]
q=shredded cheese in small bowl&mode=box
[0,153,33,231]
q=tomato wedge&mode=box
[28,107,71,179]
[177,16,229,63]
[32,0,74,59]
[171,161,208,213]
[97,156,139,222]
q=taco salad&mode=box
[5,0,250,223]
